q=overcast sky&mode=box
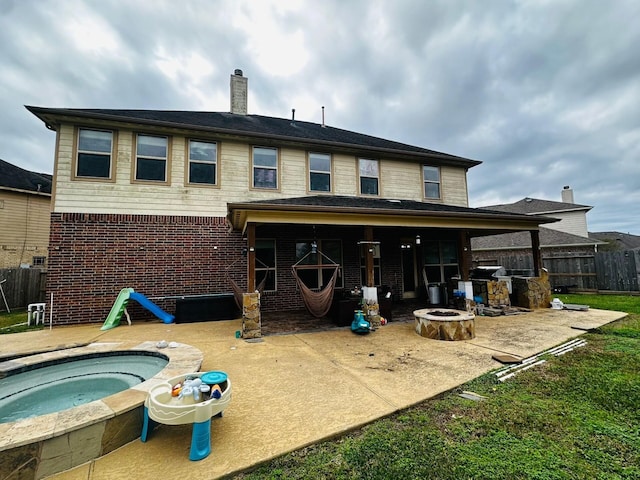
[1,0,639,234]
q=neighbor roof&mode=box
[471,227,604,251]
[0,158,52,195]
[26,106,481,169]
[589,231,640,250]
[483,197,592,215]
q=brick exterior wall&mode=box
[47,214,415,325]
[47,213,247,325]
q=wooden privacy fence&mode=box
[0,268,47,311]
[595,250,640,292]
[487,250,640,293]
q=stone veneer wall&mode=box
[472,280,511,307]
[511,269,552,309]
[242,292,261,338]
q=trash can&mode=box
[428,284,441,305]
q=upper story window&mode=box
[359,158,379,195]
[308,152,331,192]
[135,134,168,182]
[252,146,278,189]
[76,128,113,178]
[423,165,441,199]
[188,140,217,185]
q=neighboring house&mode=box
[589,231,640,251]
[471,187,607,292]
[0,158,52,268]
[28,69,555,326]
[472,187,603,265]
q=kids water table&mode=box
[140,371,231,461]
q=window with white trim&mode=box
[188,140,217,185]
[32,256,46,267]
[253,146,278,189]
[309,152,331,192]
[136,134,168,182]
[423,165,441,199]
[76,128,113,178]
[359,158,379,195]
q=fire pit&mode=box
[414,308,475,341]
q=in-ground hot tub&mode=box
[0,341,203,480]
[414,308,475,341]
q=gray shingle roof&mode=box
[482,197,592,214]
[590,231,640,250]
[471,227,604,250]
[242,194,500,214]
[26,106,481,168]
[0,158,52,194]
[231,195,557,223]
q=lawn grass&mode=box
[235,294,640,479]
[0,309,43,334]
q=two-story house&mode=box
[0,158,52,268]
[28,70,555,326]
[472,187,603,265]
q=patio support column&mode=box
[530,229,542,277]
[364,226,375,287]
[247,222,256,292]
[458,230,472,281]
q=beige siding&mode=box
[441,166,469,207]
[0,190,51,268]
[52,123,471,215]
[333,154,358,195]
[380,160,422,200]
[543,210,589,238]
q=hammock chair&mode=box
[225,257,270,309]
[291,247,340,318]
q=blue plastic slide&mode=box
[129,292,175,324]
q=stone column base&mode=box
[242,292,261,338]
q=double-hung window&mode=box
[309,152,331,192]
[423,165,441,199]
[136,134,168,182]
[76,128,113,178]
[188,140,217,185]
[359,158,379,195]
[253,146,278,189]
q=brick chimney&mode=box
[230,69,247,115]
[561,185,574,204]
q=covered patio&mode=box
[226,195,558,333]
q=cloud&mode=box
[1,0,639,233]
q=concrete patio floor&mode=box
[1,307,626,479]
